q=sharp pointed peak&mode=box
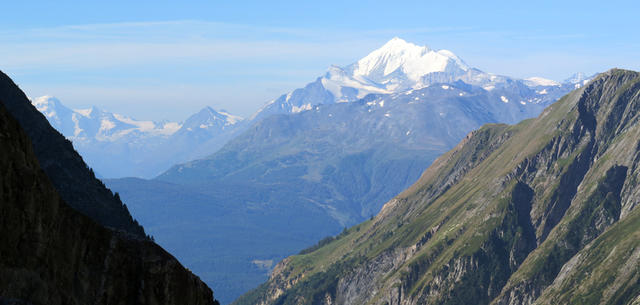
[376,37,429,53]
[190,106,222,119]
[384,36,410,45]
[200,106,217,113]
[89,105,103,113]
[350,37,468,84]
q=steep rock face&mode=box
[236,69,640,305]
[0,102,217,305]
[493,70,640,304]
[0,71,144,236]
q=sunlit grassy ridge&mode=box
[235,69,640,305]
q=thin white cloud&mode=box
[0,21,385,71]
[0,20,473,41]
[0,20,483,70]
[0,41,359,69]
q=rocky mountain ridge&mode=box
[234,69,640,305]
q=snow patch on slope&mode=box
[75,108,93,117]
[524,77,560,87]
[218,111,243,125]
[292,103,313,113]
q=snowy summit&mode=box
[241,37,588,126]
[351,37,469,85]
[321,37,472,101]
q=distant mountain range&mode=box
[95,38,595,303]
[31,96,244,178]
[34,38,592,181]
[156,80,572,223]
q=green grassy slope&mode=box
[235,69,640,305]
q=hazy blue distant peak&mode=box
[31,95,65,111]
[181,106,244,131]
[564,72,587,84]
[31,95,182,141]
[31,95,74,130]
[563,72,597,88]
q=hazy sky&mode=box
[1,0,638,120]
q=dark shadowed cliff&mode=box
[0,73,218,305]
[0,71,144,237]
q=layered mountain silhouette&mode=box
[235,69,640,305]
[103,39,590,303]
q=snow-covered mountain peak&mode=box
[197,106,241,122]
[32,94,58,105]
[300,38,475,105]
[31,95,184,141]
[181,106,244,132]
[250,38,579,123]
[351,37,469,84]
[31,95,65,113]
[199,106,218,116]
[30,95,74,126]
[524,77,561,87]
[374,37,431,57]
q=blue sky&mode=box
[1,0,638,120]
